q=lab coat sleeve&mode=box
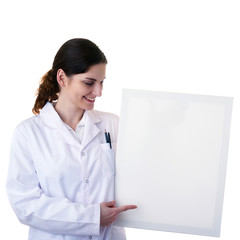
[6,125,100,236]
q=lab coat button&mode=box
[85,180,89,184]
[89,236,92,239]
[81,152,85,157]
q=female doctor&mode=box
[6,38,137,240]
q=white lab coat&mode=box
[6,102,126,240]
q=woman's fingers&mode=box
[115,204,137,214]
[100,201,137,226]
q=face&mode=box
[57,63,106,111]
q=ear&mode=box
[56,69,68,87]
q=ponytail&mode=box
[32,69,59,114]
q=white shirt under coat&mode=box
[6,102,125,240]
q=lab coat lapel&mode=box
[81,111,101,151]
[57,125,80,148]
[40,102,80,148]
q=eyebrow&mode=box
[85,77,106,81]
[85,77,96,81]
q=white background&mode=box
[0,0,239,239]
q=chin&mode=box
[82,105,94,111]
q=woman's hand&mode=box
[100,200,137,226]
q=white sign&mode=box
[114,89,233,237]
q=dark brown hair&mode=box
[32,38,107,114]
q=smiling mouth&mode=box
[84,96,95,103]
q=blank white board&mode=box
[114,89,233,237]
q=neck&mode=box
[54,97,84,130]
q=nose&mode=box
[92,83,102,97]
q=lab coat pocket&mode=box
[101,142,116,177]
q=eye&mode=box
[84,81,94,86]
[100,80,104,85]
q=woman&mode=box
[6,38,137,240]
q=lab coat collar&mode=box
[40,102,63,129]
[81,111,101,150]
[40,102,102,150]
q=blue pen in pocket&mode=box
[104,129,112,149]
